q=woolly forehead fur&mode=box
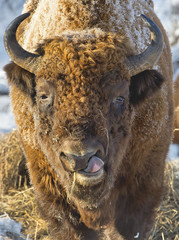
[20,0,154,56]
[35,33,129,131]
[36,32,129,80]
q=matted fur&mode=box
[4,0,174,239]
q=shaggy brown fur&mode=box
[4,1,174,240]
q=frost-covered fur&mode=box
[4,0,174,240]
[20,0,153,53]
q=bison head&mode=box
[4,13,164,210]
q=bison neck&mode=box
[71,187,119,230]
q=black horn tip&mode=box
[141,14,164,49]
[125,15,164,76]
[141,14,163,40]
[141,14,154,27]
[4,12,31,53]
[4,13,30,37]
[3,12,40,74]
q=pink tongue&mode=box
[84,156,104,173]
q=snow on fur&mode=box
[20,0,153,54]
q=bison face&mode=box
[33,65,131,207]
[4,13,165,208]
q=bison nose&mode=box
[59,140,105,172]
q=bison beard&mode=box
[3,6,174,240]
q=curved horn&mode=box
[4,13,41,74]
[125,14,164,76]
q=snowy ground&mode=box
[0,214,23,240]
[0,0,179,160]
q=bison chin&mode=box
[64,163,114,209]
[66,159,120,209]
[68,172,108,209]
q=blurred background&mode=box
[0,0,179,158]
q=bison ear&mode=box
[3,62,36,99]
[129,70,165,106]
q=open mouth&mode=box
[78,156,104,177]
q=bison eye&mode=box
[40,94,48,100]
[112,96,126,114]
[38,92,54,113]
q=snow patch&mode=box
[168,144,179,160]
[0,214,21,237]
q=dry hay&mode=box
[149,161,179,240]
[0,130,29,195]
[0,131,178,239]
[0,187,49,240]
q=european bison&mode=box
[3,1,174,239]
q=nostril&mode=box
[60,152,68,159]
[59,140,105,171]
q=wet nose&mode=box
[59,140,105,171]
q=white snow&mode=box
[168,144,179,159]
[134,232,140,238]
[0,214,22,237]
[20,0,153,55]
